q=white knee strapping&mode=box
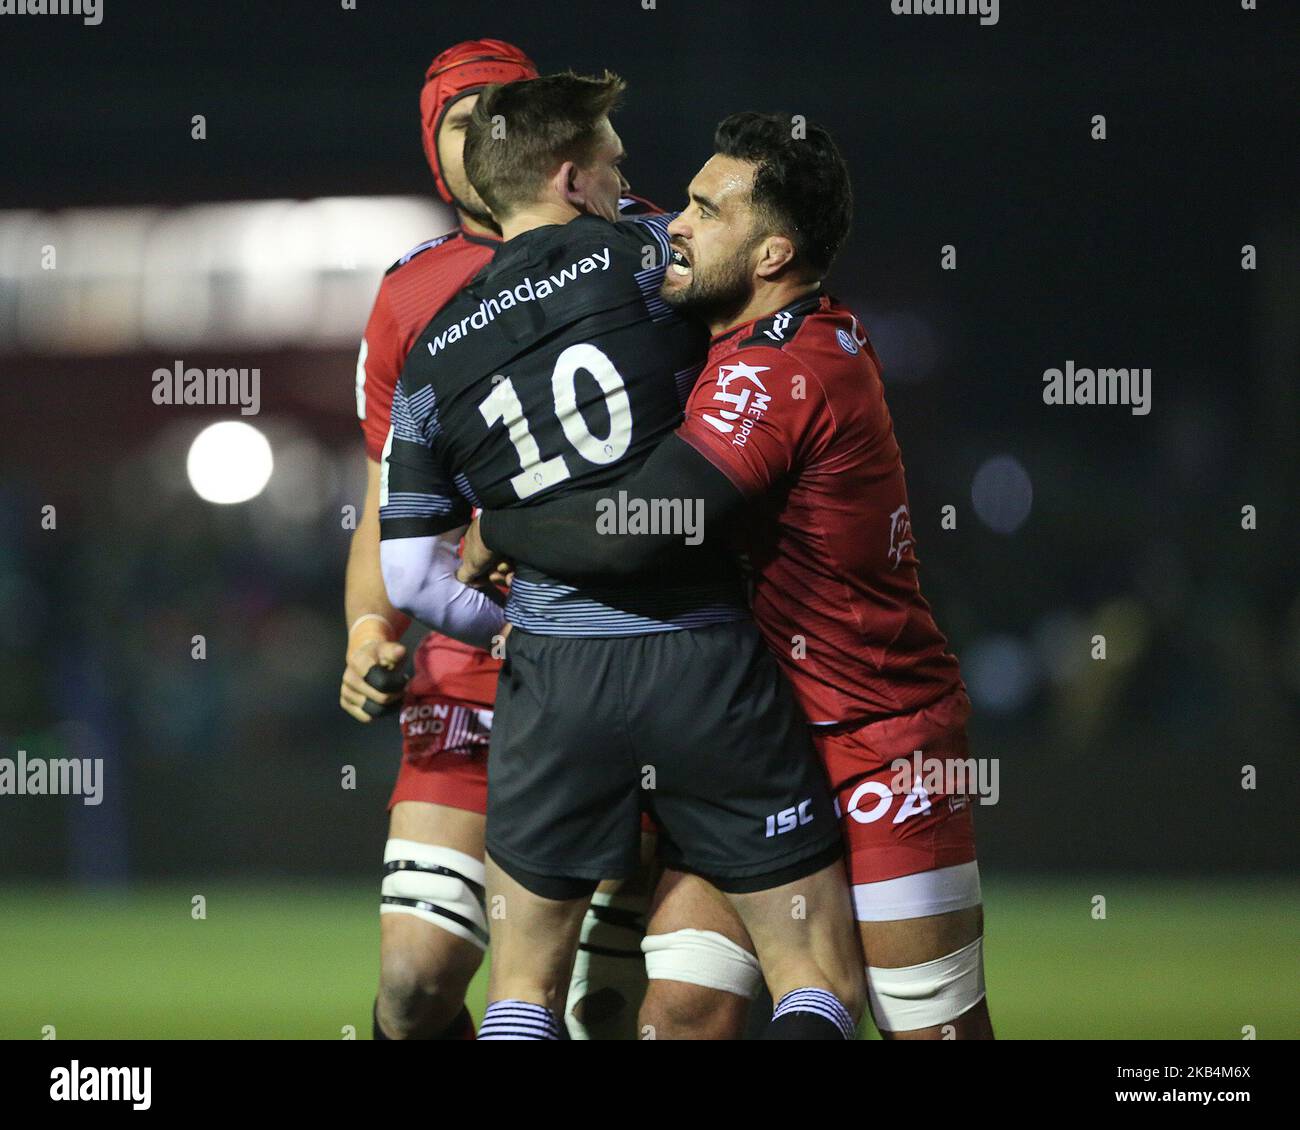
[642,929,764,1001]
[380,838,489,951]
[867,935,986,1032]
[852,861,982,922]
[565,891,648,1041]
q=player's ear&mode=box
[755,235,796,280]
[553,160,584,209]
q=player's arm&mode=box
[340,456,412,723]
[381,525,506,647]
[378,382,505,648]
[340,293,415,724]
[468,348,827,585]
[468,435,744,583]
[346,459,410,638]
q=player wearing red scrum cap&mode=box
[339,39,653,1040]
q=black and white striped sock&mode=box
[478,1000,563,1041]
[764,988,856,1040]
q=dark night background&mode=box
[0,0,1296,889]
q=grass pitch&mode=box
[1,878,1294,1040]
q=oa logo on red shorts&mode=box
[844,780,931,825]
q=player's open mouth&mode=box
[669,247,692,276]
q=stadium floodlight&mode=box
[186,421,274,505]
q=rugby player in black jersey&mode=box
[378,71,863,1040]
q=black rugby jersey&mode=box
[379,213,748,637]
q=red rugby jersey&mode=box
[676,292,965,726]
[357,227,501,462]
[356,225,504,707]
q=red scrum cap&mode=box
[420,39,538,208]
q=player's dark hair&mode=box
[464,71,626,220]
[713,112,852,279]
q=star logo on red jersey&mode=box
[715,361,770,393]
[703,361,772,433]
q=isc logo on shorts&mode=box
[765,798,814,838]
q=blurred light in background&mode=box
[965,633,1040,715]
[186,421,273,504]
[971,453,1033,534]
[260,435,341,525]
[0,197,451,354]
[1032,608,1090,688]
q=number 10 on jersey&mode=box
[478,343,633,500]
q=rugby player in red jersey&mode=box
[462,113,994,1040]
[339,39,654,1040]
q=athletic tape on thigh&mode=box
[380,838,489,950]
[565,891,649,1041]
[641,928,764,1000]
[852,860,982,922]
[867,935,985,1032]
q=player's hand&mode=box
[339,636,408,724]
[457,516,513,589]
